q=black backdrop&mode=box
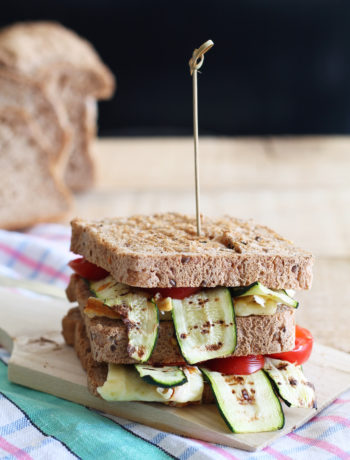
[2,0,350,136]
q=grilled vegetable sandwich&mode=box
[62,213,316,433]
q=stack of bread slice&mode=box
[0,21,115,229]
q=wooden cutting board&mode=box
[1,289,350,452]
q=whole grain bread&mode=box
[0,22,114,98]
[0,21,115,192]
[0,69,70,168]
[0,108,71,229]
[71,213,313,290]
[64,307,214,403]
[66,274,296,364]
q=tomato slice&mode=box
[203,355,265,375]
[68,257,109,281]
[267,325,313,366]
[144,287,201,300]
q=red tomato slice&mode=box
[267,325,313,366]
[68,257,109,281]
[204,355,265,375]
[145,287,201,300]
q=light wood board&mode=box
[1,289,350,451]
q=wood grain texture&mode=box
[1,289,350,451]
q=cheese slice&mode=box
[234,295,278,316]
[97,364,204,403]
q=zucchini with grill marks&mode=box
[90,276,159,362]
[200,368,284,433]
[172,287,236,365]
[230,282,299,308]
[264,358,317,408]
[135,364,187,388]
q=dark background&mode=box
[2,0,350,136]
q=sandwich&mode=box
[62,212,316,434]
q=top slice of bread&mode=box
[71,213,313,289]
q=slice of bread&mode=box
[0,21,115,98]
[63,307,214,403]
[66,274,296,364]
[0,21,115,192]
[71,213,313,290]
[60,90,96,192]
[0,69,70,169]
[0,108,71,229]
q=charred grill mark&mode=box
[198,298,209,306]
[205,342,223,351]
[289,378,298,386]
[277,362,289,371]
[137,346,145,358]
[238,388,255,404]
[224,375,244,385]
[180,333,187,339]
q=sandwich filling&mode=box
[64,256,316,433]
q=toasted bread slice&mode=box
[66,274,296,365]
[71,213,313,290]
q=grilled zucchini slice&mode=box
[135,364,187,388]
[172,287,236,364]
[231,282,299,308]
[264,358,317,408]
[90,276,159,362]
[200,368,284,433]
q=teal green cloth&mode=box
[0,361,171,459]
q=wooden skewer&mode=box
[189,40,214,236]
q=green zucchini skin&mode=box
[200,368,285,433]
[135,364,188,388]
[172,287,236,365]
[230,282,299,308]
[89,276,159,363]
[263,358,317,409]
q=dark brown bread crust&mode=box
[63,308,214,403]
[61,306,81,345]
[70,213,313,289]
[67,274,296,364]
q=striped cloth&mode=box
[0,224,350,460]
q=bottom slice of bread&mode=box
[62,307,214,404]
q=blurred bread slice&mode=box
[0,21,115,192]
[0,69,70,171]
[0,108,71,230]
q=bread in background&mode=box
[0,21,115,192]
[0,108,71,229]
